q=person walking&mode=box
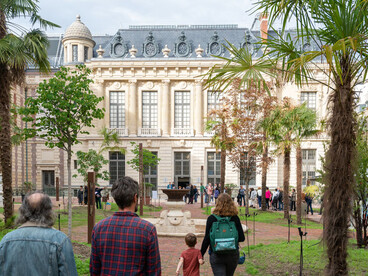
[250,188,257,208]
[257,187,262,208]
[90,176,161,275]
[214,186,220,203]
[0,192,78,276]
[238,186,245,207]
[189,185,195,204]
[193,185,199,203]
[272,188,279,211]
[278,189,284,211]
[84,185,88,205]
[176,233,204,276]
[95,187,104,209]
[200,193,245,276]
[265,187,271,209]
[77,185,84,205]
[290,188,296,211]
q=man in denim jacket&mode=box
[0,192,77,276]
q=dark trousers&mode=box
[306,198,313,215]
[95,197,102,209]
[210,251,239,276]
[240,195,245,206]
[266,198,270,209]
[290,200,296,211]
[258,195,262,208]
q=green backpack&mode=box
[210,214,239,254]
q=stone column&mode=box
[194,80,203,136]
[161,80,170,137]
[128,79,138,137]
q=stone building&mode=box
[10,15,328,195]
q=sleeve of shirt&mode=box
[58,236,78,276]
[200,215,215,257]
[90,228,101,276]
[233,216,245,243]
[146,226,161,275]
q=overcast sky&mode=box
[14,0,259,35]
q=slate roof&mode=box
[29,25,318,69]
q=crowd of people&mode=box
[0,178,318,276]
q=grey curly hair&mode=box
[16,192,55,227]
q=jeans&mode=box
[240,195,245,206]
[194,193,198,203]
[278,201,283,211]
[210,251,239,276]
[306,198,313,215]
[258,196,262,208]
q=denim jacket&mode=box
[0,223,78,276]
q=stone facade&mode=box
[10,16,329,195]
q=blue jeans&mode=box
[258,196,262,208]
[240,195,245,206]
[278,201,283,211]
[306,198,313,215]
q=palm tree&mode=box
[0,0,58,222]
[254,0,368,273]
[203,44,277,207]
[264,100,318,219]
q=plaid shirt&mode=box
[90,211,161,276]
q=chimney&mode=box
[259,13,268,41]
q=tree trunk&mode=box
[220,148,226,193]
[67,146,72,238]
[324,68,354,275]
[0,10,13,223]
[283,146,290,219]
[261,140,268,211]
[0,62,13,224]
[353,204,363,248]
[296,145,302,224]
[245,174,249,215]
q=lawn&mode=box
[55,203,162,229]
[203,206,323,229]
[242,240,368,275]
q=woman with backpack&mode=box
[200,193,245,276]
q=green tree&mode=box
[0,0,59,223]
[353,114,368,247]
[203,45,278,210]
[19,65,105,238]
[74,150,109,187]
[127,142,160,214]
[74,127,123,191]
[264,100,317,219]
[254,1,368,272]
[205,102,235,193]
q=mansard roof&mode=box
[29,25,318,69]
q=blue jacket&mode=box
[0,223,78,276]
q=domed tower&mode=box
[62,15,95,64]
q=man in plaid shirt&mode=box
[90,176,161,275]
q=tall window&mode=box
[144,152,158,190]
[84,46,88,61]
[301,92,316,110]
[239,152,256,186]
[72,45,78,62]
[174,152,190,188]
[302,149,316,185]
[174,91,190,128]
[207,152,221,185]
[110,92,125,128]
[109,152,125,185]
[142,91,158,128]
[207,91,222,112]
